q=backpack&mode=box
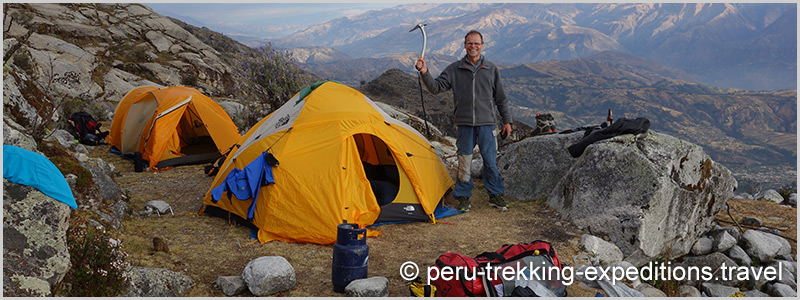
[69,111,109,145]
[432,241,567,297]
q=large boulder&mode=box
[498,132,583,200]
[502,131,735,264]
[3,180,72,297]
[124,267,194,297]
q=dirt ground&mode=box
[92,147,796,297]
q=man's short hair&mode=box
[464,30,483,43]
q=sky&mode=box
[147,3,400,39]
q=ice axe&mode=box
[410,23,428,61]
[410,23,431,139]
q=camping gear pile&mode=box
[431,241,566,297]
[201,81,454,244]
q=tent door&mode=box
[354,134,427,223]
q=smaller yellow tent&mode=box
[202,81,454,244]
[108,86,241,170]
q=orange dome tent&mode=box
[108,86,241,171]
[201,81,454,244]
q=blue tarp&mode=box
[211,151,275,219]
[3,145,77,209]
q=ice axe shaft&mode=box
[410,23,427,60]
[410,23,431,139]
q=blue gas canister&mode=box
[331,222,369,293]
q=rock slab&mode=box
[3,180,72,297]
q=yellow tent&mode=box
[201,81,453,244]
[108,86,241,171]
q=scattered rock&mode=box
[746,266,770,291]
[44,129,76,150]
[726,245,752,266]
[216,276,247,296]
[691,236,713,255]
[742,289,769,297]
[740,216,762,226]
[345,276,389,297]
[678,252,740,286]
[754,189,784,204]
[766,260,797,289]
[75,152,90,162]
[80,158,121,201]
[65,174,78,187]
[3,118,38,151]
[580,234,624,264]
[634,283,666,297]
[789,193,797,206]
[766,282,797,297]
[111,200,129,223]
[700,282,739,297]
[75,144,89,154]
[677,285,701,297]
[124,267,194,297]
[711,230,736,252]
[242,256,296,296]
[219,101,245,120]
[742,229,790,263]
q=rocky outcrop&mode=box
[3,3,240,105]
[500,131,735,264]
[3,180,72,297]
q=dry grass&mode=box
[91,147,602,297]
[93,148,797,297]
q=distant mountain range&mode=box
[269,3,796,92]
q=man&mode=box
[415,30,512,212]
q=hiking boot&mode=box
[488,194,509,212]
[457,197,471,212]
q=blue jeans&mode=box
[453,125,504,198]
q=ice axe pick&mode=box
[410,23,428,60]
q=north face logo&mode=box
[275,114,290,129]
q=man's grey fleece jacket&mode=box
[421,55,513,127]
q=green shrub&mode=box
[59,217,129,296]
[232,43,312,130]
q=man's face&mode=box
[464,33,483,59]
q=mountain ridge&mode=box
[267,3,795,91]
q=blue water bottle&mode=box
[332,222,369,293]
